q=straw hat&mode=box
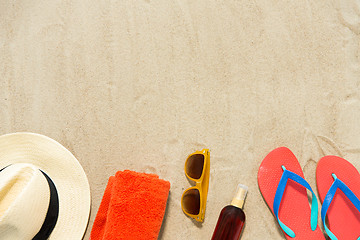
[0,132,91,239]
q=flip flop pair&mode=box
[258,147,360,240]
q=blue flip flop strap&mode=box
[273,168,319,238]
[321,176,360,240]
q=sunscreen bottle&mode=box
[211,184,248,240]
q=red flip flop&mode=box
[316,156,360,240]
[258,147,325,239]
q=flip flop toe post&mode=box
[258,147,325,239]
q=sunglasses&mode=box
[181,149,210,222]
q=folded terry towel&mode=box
[90,170,171,240]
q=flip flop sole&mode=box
[316,156,360,239]
[258,147,325,239]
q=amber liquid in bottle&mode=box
[211,184,248,240]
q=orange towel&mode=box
[90,170,171,240]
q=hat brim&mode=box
[0,132,91,239]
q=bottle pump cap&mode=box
[230,184,248,209]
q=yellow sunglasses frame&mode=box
[181,149,210,222]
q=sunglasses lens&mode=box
[185,154,204,179]
[182,188,200,215]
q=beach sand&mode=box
[1,0,360,239]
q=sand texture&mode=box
[1,0,360,239]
